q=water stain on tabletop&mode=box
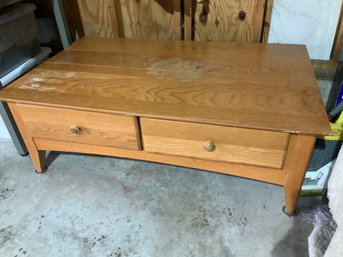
[18,71,76,91]
[147,58,221,80]
[18,83,57,92]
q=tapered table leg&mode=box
[283,135,316,216]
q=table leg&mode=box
[283,135,316,216]
[7,102,48,173]
[33,150,47,174]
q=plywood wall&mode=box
[77,0,120,37]
[75,0,180,40]
[119,0,178,40]
[66,0,269,43]
[193,0,266,43]
[63,0,343,66]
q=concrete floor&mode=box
[0,140,317,257]
[317,80,332,105]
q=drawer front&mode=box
[140,118,289,169]
[16,104,140,150]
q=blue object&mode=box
[335,82,343,105]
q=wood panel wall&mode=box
[69,0,267,42]
[76,0,120,37]
[72,0,180,40]
[61,0,343,62]
[193,0,266,43]
[119,0,178,40]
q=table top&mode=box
[0,37,330,135]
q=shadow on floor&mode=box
[271,215,313,257]
[46,151,60,166]
[271,197,322,257]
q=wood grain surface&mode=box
[283,134,316,215]
[119,0,177,40]
[8,103,47,173]
[0,37,330,135]
[75,0,179,39]
[77,0,119,37]
[141,118,289,169]
[15,104,140,150]
[194,0,266,42]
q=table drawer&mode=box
[140,118,289,169]
[16,104,140,150]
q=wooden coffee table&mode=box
[0,37,330,216]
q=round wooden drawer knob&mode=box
[204,141,215,152]
[70,126,82,135]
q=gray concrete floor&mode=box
[317,80,332,105]
[0,140,317,257]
